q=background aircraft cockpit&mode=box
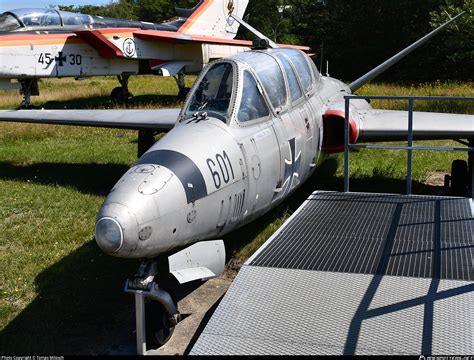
[0,8,179,32]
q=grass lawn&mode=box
[0,76,472,353]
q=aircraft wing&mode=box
[73,28,310,59]
[133,30,311,51]
[0,109,180,131]
[356,109,474,142]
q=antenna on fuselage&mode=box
[348,11,465,92]
[230,14,279,49]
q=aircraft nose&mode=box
[95,217,123,253]
[95,202,138,255]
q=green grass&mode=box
[0,77,472,353]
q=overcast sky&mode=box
[0,0,115,13]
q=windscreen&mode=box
[0,13,21,31]
[10,8,61,27]
[185,62,234,122]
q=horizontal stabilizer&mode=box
[0,109,180,131]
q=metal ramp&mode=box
[190,191,474,355]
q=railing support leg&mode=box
[406,99,414,195]
[344,97,350,192]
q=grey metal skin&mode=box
[94,44,474,260]
[95,49,325,258]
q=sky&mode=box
[0,0,115,13]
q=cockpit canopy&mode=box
[182,48,320,125]
[0,8,178,32]
[0,8,91,31]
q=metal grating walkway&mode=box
[250,192,474,280]
[190,191,474,355]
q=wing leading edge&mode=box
[0,109,180,131]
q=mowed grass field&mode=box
[0,76,473,354]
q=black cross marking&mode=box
[282,137,301,195]
[55,52,66,66]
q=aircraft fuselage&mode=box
[94,48,373,258]
[0,30,247,81]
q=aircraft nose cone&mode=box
[95,217,123,253]
[95,202,139,256]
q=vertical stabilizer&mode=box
[178,0,249,39]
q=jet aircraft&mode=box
[0,11,472,353]
[0,0,256,107]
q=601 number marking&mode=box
[207,151,235,189]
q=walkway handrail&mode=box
[343,95,474,199]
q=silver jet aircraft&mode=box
[0,12,472,353]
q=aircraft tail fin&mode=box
[348,11,465,92]
[177,0,249,39]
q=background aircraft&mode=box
[0,0,254,107]
[0,11,472,352]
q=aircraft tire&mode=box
[450,159,468,196]
[110,87,130,105]
[145,299,176,348]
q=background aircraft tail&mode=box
[176,0,249,39]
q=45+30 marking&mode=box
[38,52,82,68]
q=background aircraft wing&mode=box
[73,29,310,59]
[133,30,311,51]
[0,109,179,131]
[356,109,474,142]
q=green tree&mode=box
[430,0,473,80]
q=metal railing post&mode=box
[406,98,414,195]
[340,95,472,198]
[344,97,350,192]
[470,139,474,200]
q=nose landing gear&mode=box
[124,240,226,354]
[18,78,39,109]
[125,260,180,355]
[111,75,133,105]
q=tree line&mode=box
[56,0,473,82]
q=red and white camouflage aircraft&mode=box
[0,0,305,107]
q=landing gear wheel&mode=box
[110,86,132,105]
[145,300,176,348]
[18,103,35,110]
[450,159,468,196]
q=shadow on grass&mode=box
[0,241,139,355]
[0,162,129,196]
[38,94,182,110]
